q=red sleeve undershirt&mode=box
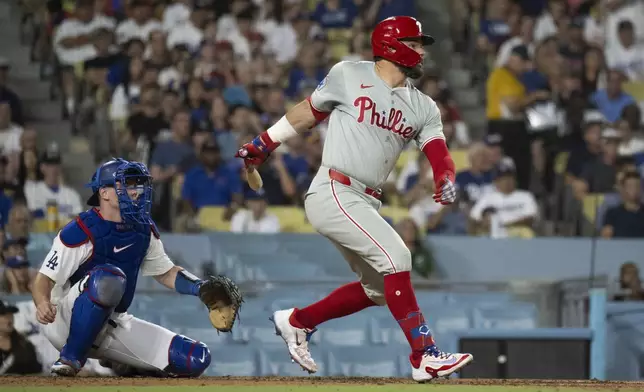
[422,138,455,182]
[306,97,330,123]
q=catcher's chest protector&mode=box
[65,209,153,313]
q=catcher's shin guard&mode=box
[164,335,211,377]
[60,264,126,367]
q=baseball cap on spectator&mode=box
[41,144,62,164]
[0,300,18,315]
[223,86,252,107]
[492,159,516,178]
[602,127,621,140]
[483,133,503,146]
[583,110,606,127]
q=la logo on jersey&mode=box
[354,96,414,139]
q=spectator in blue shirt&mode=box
[149,108,196,184]
[591,70,636,123]
[311,0,359,29]
[181,138,243,220]
[456,142,494,206]
[285,46,327,99]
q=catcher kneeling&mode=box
[31,158,243,377]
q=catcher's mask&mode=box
[86,158,153,224]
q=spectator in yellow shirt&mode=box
[486,45,550,189]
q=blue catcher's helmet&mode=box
[86,158,153,224]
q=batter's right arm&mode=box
[236,63,346,167]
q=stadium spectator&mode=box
[559,18,588,74]
[395,218,435,279]
[311,0,359,30]
[495,14,535,67]
[616,104,644,157]
[124,83,168,163]
[109,56,145,124]
[601,171,644,238]
[2,255,32,294]
[565,115,603,180]
[181,138,242,217]
[0,102,24,157]
[469,160,539,238]
[613,262,644,302]
[486,45,548,190]
[595,164,640,229]
[115,0,162,46]
[533,0,566,43]
[23,145,83,223]
[456,142,494,207]
[230,189,280,234]
[0,300,42,375]
[53,0,116,117]
[163,0,192,32]
[166,3,210,53]
[0,57,23,126]
[591,70,636,123]
[605,20,644,82]
[2,204,30,243]
[581,47,607,100]
[574,129,622,196]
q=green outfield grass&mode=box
[3,386,643,392]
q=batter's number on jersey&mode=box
[46,251,59,270]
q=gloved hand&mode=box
[198,275,244,333]
[433,173,457,205]
[235,132,280,168]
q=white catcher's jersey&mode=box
[310,60,445,188]
[38,234,175,305]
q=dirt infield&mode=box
[3,376,644,389]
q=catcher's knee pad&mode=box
[165,335,211,377]
[86,264,127,307]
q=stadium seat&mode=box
[183,327,232,346]
[198,207,231,231]
[327,346,405,377]
[472,303,538,329]
[206,346,258,376]
[159,312,213,331]
[379,205,411,225]
[258,344,327,376]
[268,207,316,233]
[451,149,469,172]
[233,316,280,345]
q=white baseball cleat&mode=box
[411,348,474,382]
[270,308,318,374]
[51,358,82,377]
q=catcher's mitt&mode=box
[198,275,243,332]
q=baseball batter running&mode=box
[236,16,473,382]
[31,158,243,377]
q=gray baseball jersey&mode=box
[303,61,445,305]
[310,60,445,189]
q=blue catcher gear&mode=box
[59,264,126,366]
[86,158,153,224]
[165,335,211,377]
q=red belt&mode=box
[329,169,382,200]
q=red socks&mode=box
[290,282,377,329]
[384,271,435,362]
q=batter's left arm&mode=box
[415,98,456,205]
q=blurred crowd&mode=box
[447,0,644,238]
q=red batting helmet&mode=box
[371,16,435,68]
